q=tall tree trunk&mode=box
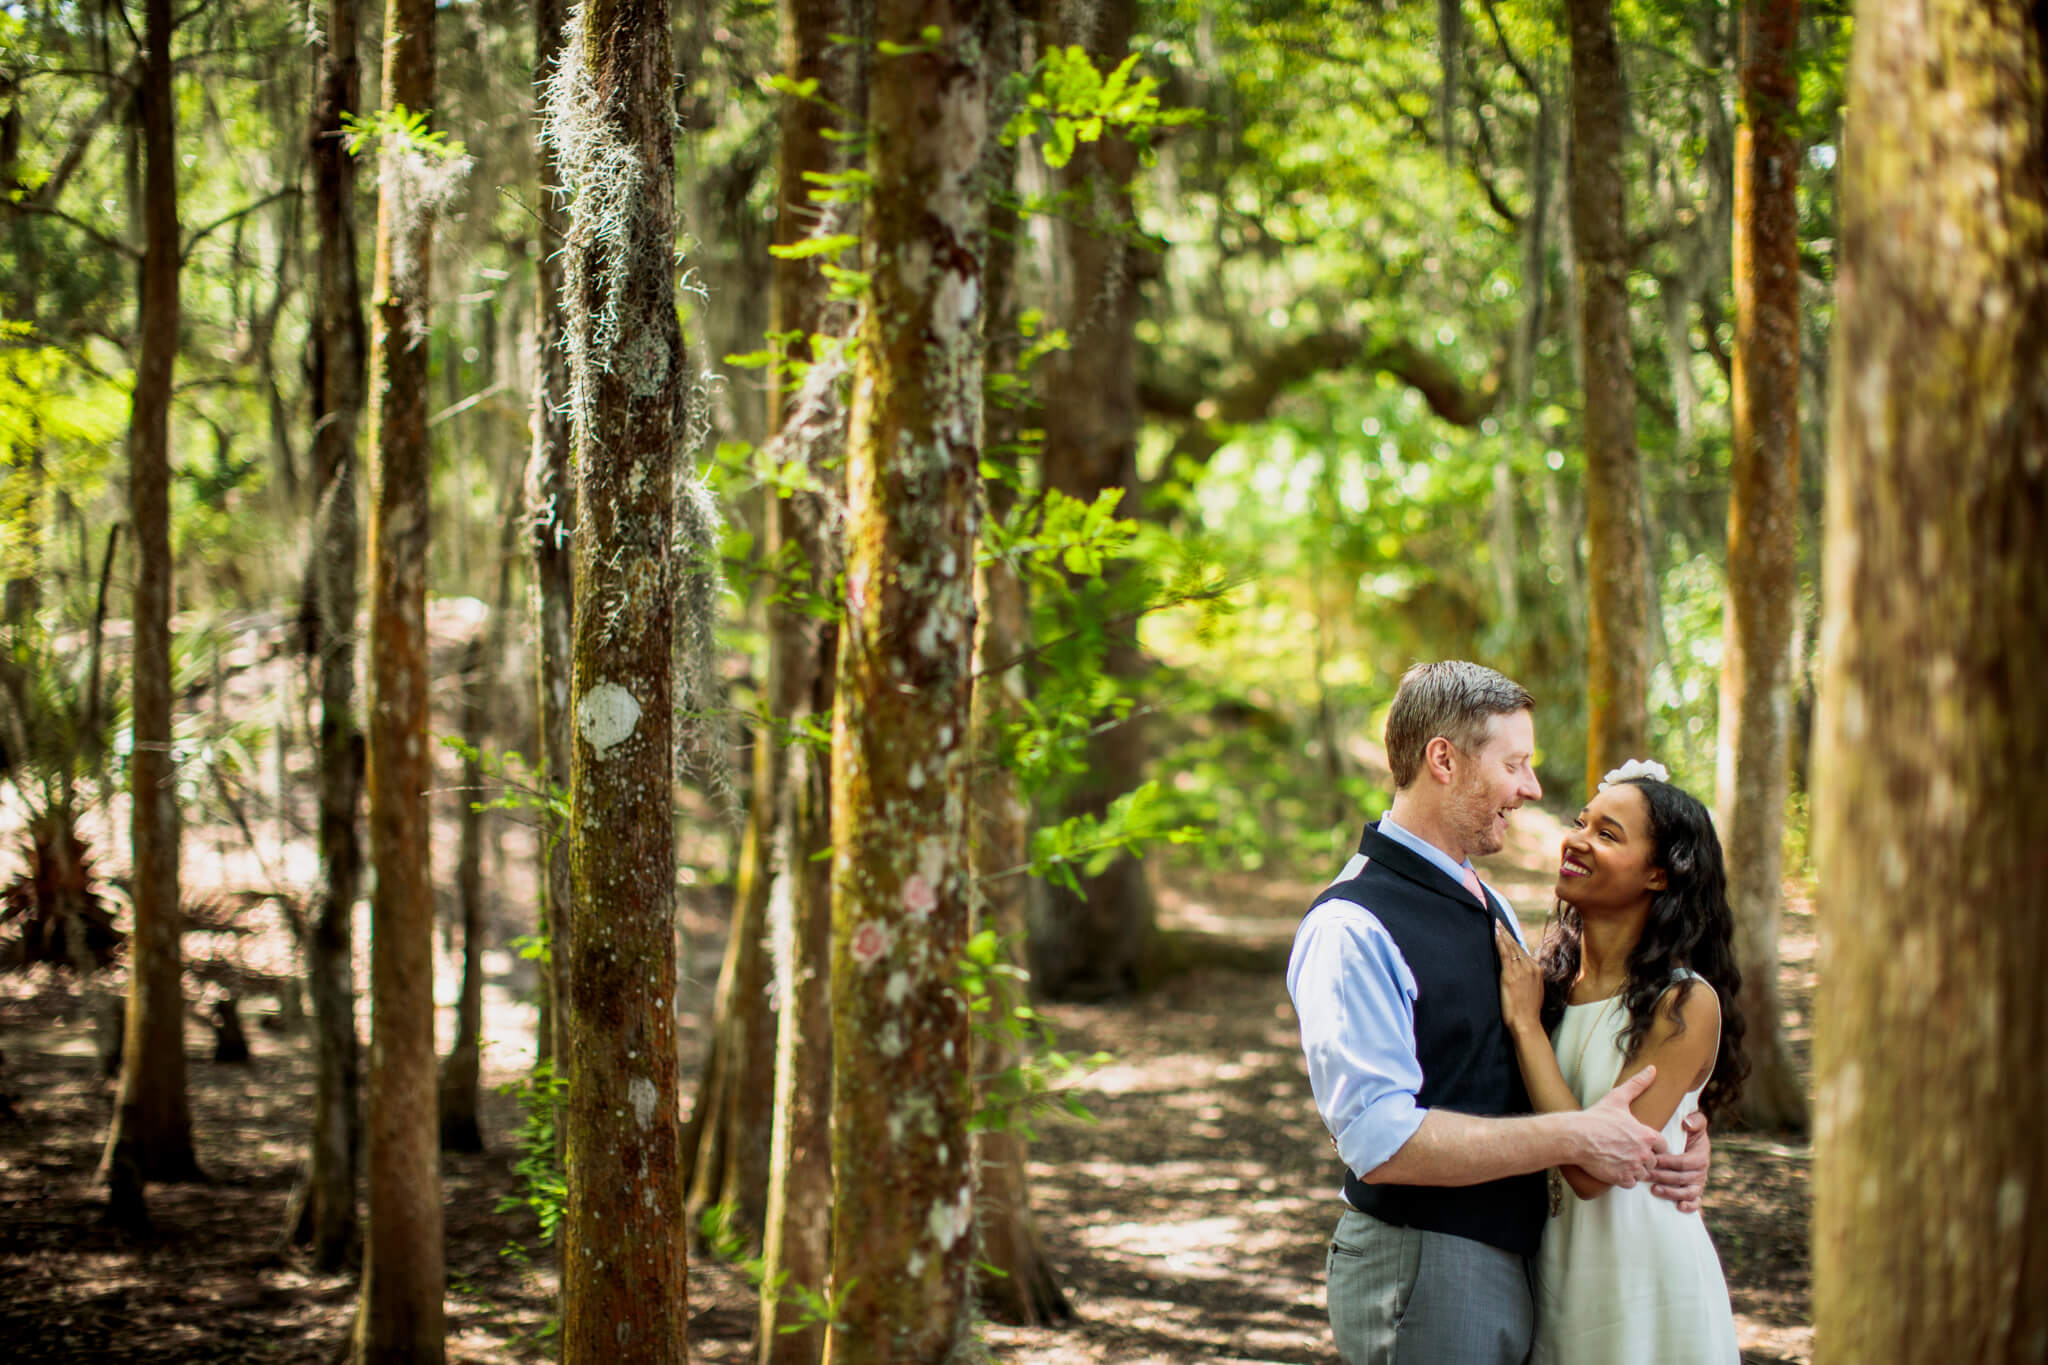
[682,812,776,1240]
[1716,0,1807,1135]
[970,537,1073,1327]
[1566,0,1651,798]
[756,1,854,1357]
[967,2,1069,1323]
[438,622,490,1153]
[100,0,201,1211]
[1812,2,2048,1356]
[528,0,573,1087]
[284,0,369,1267]
[824,3,987,1358]
[440,412,524,1157]
[549,3,689,1359]
[354,0,445,1356]
[1029,0,1159,1003]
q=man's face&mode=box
[1444,709,1542,861]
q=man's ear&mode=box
[1423,736,1458,785]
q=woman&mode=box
[1492,760,1747,1365]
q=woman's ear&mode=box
[1647,867,1669,891]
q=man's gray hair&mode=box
[1384,661,1535,789]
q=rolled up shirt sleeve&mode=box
[1286,900,1426,1179]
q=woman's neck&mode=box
[1573,909,1648,1000]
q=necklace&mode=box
[1549,993,1623,1218]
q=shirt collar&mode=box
[1377,811,1478,889]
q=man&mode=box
[1287,661,1710,1363]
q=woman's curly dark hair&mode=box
[1536,777,1748,1122]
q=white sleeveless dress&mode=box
[1531,977,1741,1365]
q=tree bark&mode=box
[756,1,853,1357]
[1566,0,1652,799]
[966,3,1069,1322]
[353,0,445,1356]
[528,0,573,1088]
[1812,2,2048,1357]
[1029,0,1159,1003]
[100,0,202,1207]
[970,533,1073,1327]
[551,2,689,1360]
[284,0,368,1267]
[1715,0,1807,1135]
[824,3,987,1358]
[438,624,490,1154]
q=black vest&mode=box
[1309,820,1548,1257]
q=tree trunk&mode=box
[967,3,1069,1322]
[682,817,775,1241]
[755,1,852,1357]
[528,0,573,1088]
[438,623,490,1154]
[970,534,1074,1328]
[1715,0,1807,1135]
[1811,2,2048,1356]
[824,3,987,1359]
[284,0,368,1267]
[1566,0,1651,799]
[354,0,445,1356]
[1029,0,1159,1003]
[550,3,690,1359]
[100,0,201,1207]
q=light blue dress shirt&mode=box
[1285,814,1529,1191]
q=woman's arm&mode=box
[1494,923,1722,1201]
[1494,922,1607,1199]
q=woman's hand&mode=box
[1494,919,1544,1036]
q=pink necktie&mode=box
[1460,864,1487,907]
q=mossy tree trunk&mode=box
[528,0,573,1087]
[552,2,689,1360]
[1028,0,1159,1003]
[755,0,854,1357]
[824,2,988,1359]
[1716,0,1807,1135]
[100,0,201,1213]
[284,0,368,1267]
[1566,0,1651,799]
[1812,3,2048,1359]
[354,0,445,1357]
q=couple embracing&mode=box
[1287,661,1745,1364]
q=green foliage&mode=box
[956,928,1110,1141]
[494,1060,568,1252]
[699,1201,850,1335]
[1025,781,1200,897]
[999,47,1201,169]
[340,104,469,163]
[438,736,569,826]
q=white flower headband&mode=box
[1599,757,1669,789]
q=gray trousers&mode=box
[1325,1208,1534,1365]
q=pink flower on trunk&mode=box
[902,874,937,919]
[850,920,891,968]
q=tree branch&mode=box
[12,201,140,261]
[180,187,298,264]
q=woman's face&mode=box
[1555,783,1667,911]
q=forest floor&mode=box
[0,611,1814,1363]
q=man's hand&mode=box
[1573,1066,1665,1187]
[1649,1111,1711,1212]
